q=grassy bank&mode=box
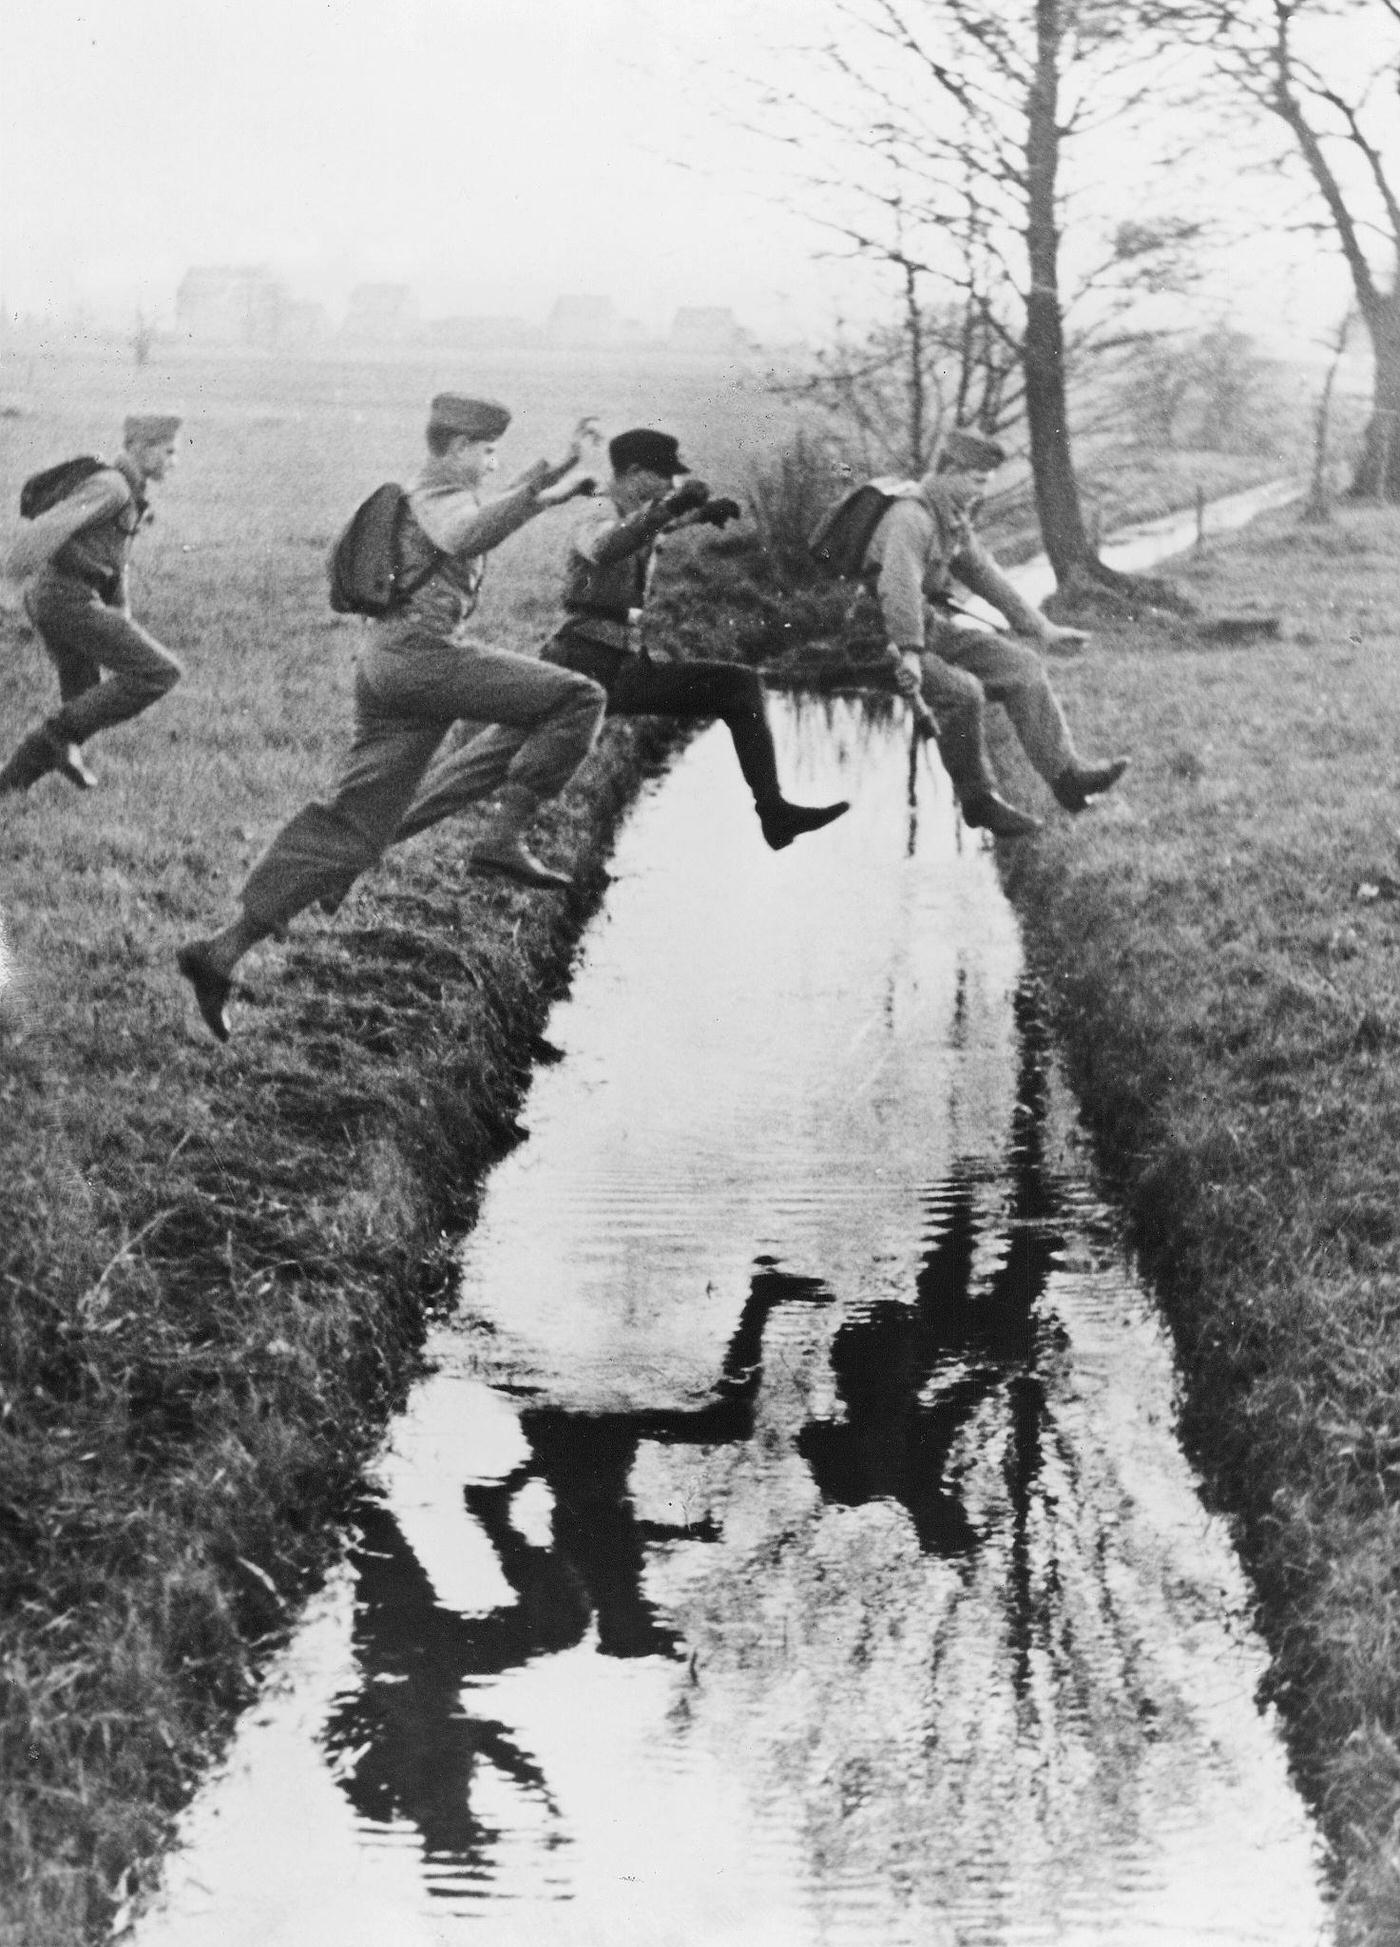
[998,504,1400,1944]
[0,344,769,1945]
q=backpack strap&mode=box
[391,496,455,604]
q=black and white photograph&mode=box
[2,2,1393,1942]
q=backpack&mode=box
[806,481,908,580]
[327,483,445,617]
[19,455,108,520]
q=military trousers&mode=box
[239,628,605,931]
[917,619,1077,802]
[25,570,183,743]
[391,631,784,850]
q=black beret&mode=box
[608,428,690,478]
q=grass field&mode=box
[1001,504,1400,1946]
[0,339,795,1946]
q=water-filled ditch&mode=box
[133,641,1331,1945]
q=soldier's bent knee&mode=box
[563,674,606,718]
[134,650,183,698]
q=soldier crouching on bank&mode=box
[867,427,1129,838]
[1,414,185,795]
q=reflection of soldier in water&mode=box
[323,1263,830,1876]
[799,990,1063,1560]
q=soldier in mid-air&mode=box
[176,393,605,1042]
[383,426,849,860]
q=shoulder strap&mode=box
[393,494,459,600]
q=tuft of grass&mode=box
[1000,502,1400,1947]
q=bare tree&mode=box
[1303,309,1355,518]
[1155,0,1400,497]
[131,311,156,368]
[746,0,1205,590]
[1195,321,1265,449]
[1116,319,1274,450]
[1119,333,1199,448]
[767,262,1024,478]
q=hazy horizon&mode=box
[0,0,1372,363]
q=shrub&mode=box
[744,428,864,593]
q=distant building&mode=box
[176,266,288,349]
[342,283,418,342]
[670,306,749,353]
[546,295,617,346]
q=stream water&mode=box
[132,483,1330,1946]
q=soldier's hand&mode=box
[696,495,743,528]
[660,477,712,521]
[568,416,602,463]
[892,650,924,697]
[538,419,603,491]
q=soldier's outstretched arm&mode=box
[954,534,1089,650]
[582,479,708,567]
[505,416,602,496]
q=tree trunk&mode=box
[1350,299,1400,501]
[1024,0,1098,588]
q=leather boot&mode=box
[1052,756,1129,813]
[759,798,850,852]
[471,789,572,891]
[0,728,60,795]
[43,730,97,790]
[961,790,1042,838]
[176,943,234,1043]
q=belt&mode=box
[559,610,638,656]
[564,605,632,626]
[57,564,120,600]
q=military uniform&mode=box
[1,428,183,792]
[391,428,846,855]
[235,399,605,934]
[863,425,1125,830]
[863,482,1081,804]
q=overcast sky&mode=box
[0,0,850,336]
[0,0,1364,349]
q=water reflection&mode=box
[324,1498,564,1884]
[325,1265,834,1886]
[802,992,1059,1566]
[321,991,1091,1912]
